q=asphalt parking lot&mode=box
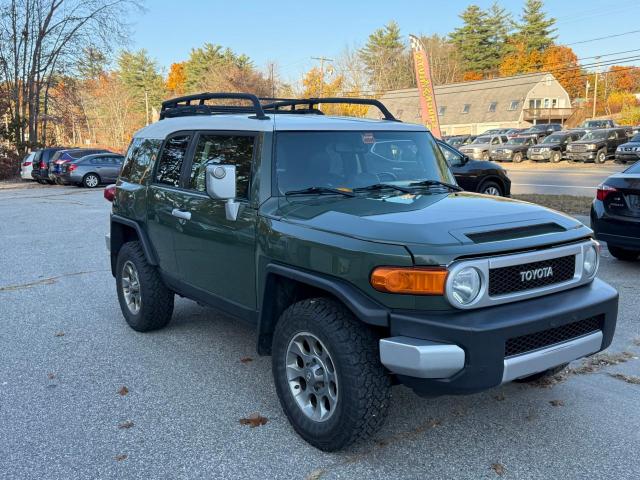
[2,185,639,480]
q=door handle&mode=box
[171,209,191,221]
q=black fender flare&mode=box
[256,263,389,354]
[109,215,158,275]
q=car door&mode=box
[101,157,120,182]
[438,141,477,191]
[146,132,194,279]
[171,131,259,316]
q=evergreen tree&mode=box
[449,5,494,75]
[359,21,413,91]
[486,2,513,63]
[183,43,252,92]
[515,0,557,53]
[117,50,165,117]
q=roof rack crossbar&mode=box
[261,97,398,121]
[160,92,269,120]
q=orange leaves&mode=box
[166,62,186,95]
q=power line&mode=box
[565,29,640,46]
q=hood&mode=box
[268,192,588,253]
[533,142,561,148]
[461,143,491,151]
[619,142,640,149]
[494,144,527,151]
[572,138,606,145]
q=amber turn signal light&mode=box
[370,267,448,295]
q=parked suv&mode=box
[579,119,617,131]
[106,93,618,452]
[490,136,537,163]
[459,134,509,160]
[614,133,640,164]
[518,123,563,140]
[31,147,66,183]
[566,128,629,163]
[528,130,586,163]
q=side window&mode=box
[120,138,162,184]
[491,137,499,145]
[440,144,464,167]
[155,135,191,187]
[189,134,255,198]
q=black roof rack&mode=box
[160,93,269,120]
[261,97,399,121]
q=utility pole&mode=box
[592,56,600,119]
[269,63,275,98]
[144,90,150,126]
[311,56,334,97]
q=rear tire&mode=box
[607,245,640,261]
[550,151,562,163]
[481,151,490,161]
[83,173,100,188]
[116,241,174,331]
[271,298,391,451]
[513,363,568,383]
[513,152,523,163]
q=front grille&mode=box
[489,255,575,296]
[505,317,601,357]
[571,144,587,152]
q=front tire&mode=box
[481,151,490,161]
[479,180,503,196]
[513,152,523,163]
[550,151,562,163]
[608,245,640,261]
[116,241,174,331]
[83,173,100,188]
[272,298,391,451]
[596,149,607,164]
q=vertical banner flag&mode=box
[409,35,442,138]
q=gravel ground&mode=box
[1,185,639,480]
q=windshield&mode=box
[542,134,565,144]
[523,125,546,133]
[274,131,455,194]
[472,136,492,144]
[507,137,528,145]
[448,136,465,146]
[630,133,640,142]
[582,120,607,128]
[581,130,608,141]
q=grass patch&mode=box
[512,194,593,216]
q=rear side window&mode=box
[626,162,640,174]
[189,134,255,198]
[120,138,163,184]
[155,135,191,187]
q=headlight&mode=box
[586,144,597,150]
[540,147,550,152]
[583,244,599,278]
[567,145,573,151]
[450,267,481,305]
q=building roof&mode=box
[134,113,426,139]
[373,73,554,125]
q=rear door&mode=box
[172,131,259,314]
[146,132,194,279]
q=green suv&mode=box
[106,93,618,451]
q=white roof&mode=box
[134,114,427,139]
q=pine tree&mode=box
[183,43,253,92]
[515,0,557,53]
[359,21,413,91]
[117,50,165,117]
[449,5,494,75]
[486,2,513,63]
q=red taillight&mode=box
[104,184,116,202]
[596,184,617,201]
[68,164,77,172]
[23,161,32,167]
[39,161,46,168]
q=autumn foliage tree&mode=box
[542,46,583,98]
[300,67,368,117]
[166,63,187,96]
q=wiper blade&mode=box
[408,179,463,192]
[353,183,414,194]
[284,186,355,197]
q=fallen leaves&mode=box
[47,373,56,380]
[54,331,65,337]
[633,338,640,347]
[117,386,129,396]
[549,399,565,407]
[115,454,128,462]
[239,413,268,428]
[305,468,326,480]
[608,373,640,385]
[571,352,636,375]
[493,393,506,401]
[118,420,134,429]
[240,357,253,364]
[491,463,505,476]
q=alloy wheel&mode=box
[121,260,142,314]
[484,186,501,196]
[286,332,338,422]
[85,174,99,188]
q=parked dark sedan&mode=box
[614,133,640,164]
[49,148,110,183]
[437,140,511,196]
[31,147,66,184]
[528,130,586,163]
[566,128,628,163]
[591,161,640,261]
[490,136,537,163]
[57,153,124,187]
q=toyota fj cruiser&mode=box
[106,93,618,451]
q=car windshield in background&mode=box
[630,133,640,143]
[581,130,608,141]
[448,137,465,146]
[472,136,492,144]
[542,134,565,144]
[507,137,528,144]
[583,121,607,128]
[523,125,546,133]
[275,131,455,195]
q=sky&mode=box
[129,0,640,82]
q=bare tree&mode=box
[0,0,141,154]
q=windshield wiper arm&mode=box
[353,183,414,194]
[284,186,355,197]
[408,179,463,192]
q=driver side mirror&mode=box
[205,164,240,221]
[461,154,470,164]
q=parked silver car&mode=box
[58,153,124,188]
